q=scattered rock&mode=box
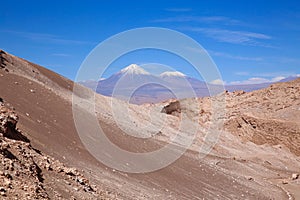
[264,160,272,165]
[65,167,78,176]
[233,90,245,96]
[161,100,181,115]
[77,177,86,185]
[282,179,289,184]
[0,103,29,142]
[157,130,163,136]
[292,173,299,180]
[0,103,105,199]
[224,78,300,156]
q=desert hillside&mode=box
[1,50,300,199]
[161,78,300,156]
[0,102,112,199]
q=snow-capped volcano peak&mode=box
[120,64,150,75]
[160,71,186,78]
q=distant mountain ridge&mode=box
[79,64,299,104]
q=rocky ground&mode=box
[0,102,113,199]
[160,79,300,199]
[160,78,300,157]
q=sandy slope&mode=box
[0,102,112,199]
[1,49,299,199]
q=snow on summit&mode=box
[160,71,186,78]
[120,64,150,75]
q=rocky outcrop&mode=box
[0,102,109,199]
[225,114,300,155]
[224,78,300,156]
[0,50,8,70]
[161,100,181,116]
[163,78,300,157]
[0,102,29,142]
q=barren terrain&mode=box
[0,50,299,199]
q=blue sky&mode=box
[0,0,300,84]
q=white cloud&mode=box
[210,79,226,85]
[152,16,240,25]
[248,71,300,78]
[229,77,268,85]
[271,76,285,82]
[1,30,94,45]
[209,50,263,61]
[181,27,272,46]
[229,76,286,85]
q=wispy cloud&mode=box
[210,79,226,85]
[229,76,285,85]
[151,15,273,47]
[235,71,300,79]
[252,71,299,78]
[209,50,263,61]
[152,16,240,25]
[181,27,272,47]
[1,30,94,45]
[165,8,192,12]
[216,73,299,85]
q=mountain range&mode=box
[80,64,298,104]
